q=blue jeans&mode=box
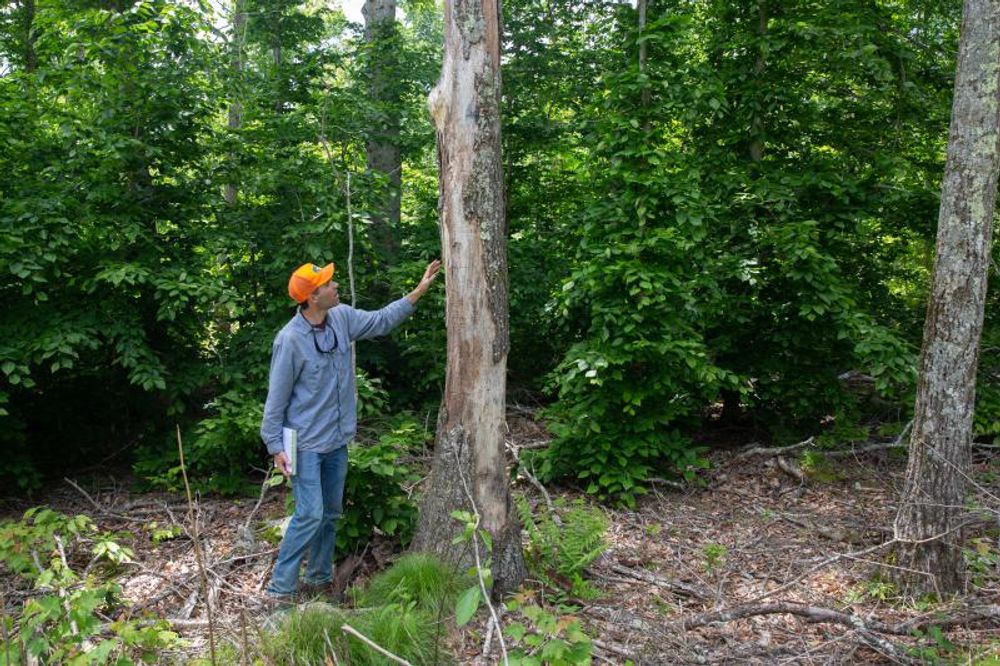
[267,446,348,596]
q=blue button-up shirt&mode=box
[260,297,416,456]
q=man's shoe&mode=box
[258,592,295,613]
[299,582,343,604]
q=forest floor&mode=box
[2,410,999,664]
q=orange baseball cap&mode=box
[288,262,335,302]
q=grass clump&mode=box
[253,553,465,665]
[258,605,350,665]
[350,602,446,665]
[354,552,467,616]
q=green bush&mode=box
[505,594,594,666]
[0,508,182,664]
[338,417,426,554]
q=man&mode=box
[260,259,441,602]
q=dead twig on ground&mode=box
[775,456,806,483]
[592,638,636,660]
[734,437,815,462]
[63,478,143,523]
[177,426,217,665]
[664,599,1000,665]
[341,624,412,666]
[607,563,711,600]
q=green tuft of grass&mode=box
[353,552,467,616]
[259,605,351,665]
[351,602,449,665]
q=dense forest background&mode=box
[0,0,988,509]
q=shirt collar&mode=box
[290,310,315,335]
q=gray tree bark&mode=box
[893,0,1000,597]
[19,0,37,73]
[363,0,402,261]
[224,0,246,206]
[411,0,525,594]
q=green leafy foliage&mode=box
[516,496,608,599]
[505,593,594,666]
[337,417,427,553]
[0,508,182,664]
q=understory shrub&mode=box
[337,416,426,554]
[0,508,182,664]
[133,369,394,497]
[504,592,594,666]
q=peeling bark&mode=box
[412,0,525,594]
[893,0,1000,597]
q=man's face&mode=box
[313,280,340,309]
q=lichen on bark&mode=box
[454,0,485,60]
[462,69,509,363]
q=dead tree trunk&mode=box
[893,0,1000,597]
[411,0,525,594]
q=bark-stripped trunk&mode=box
[411,0,525,594]
[224,0,245,205]
[893,0,1000,597]
[364,0,402,261]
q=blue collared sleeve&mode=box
[260,336,296,455]
[344,297,416,342]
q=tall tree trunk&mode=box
[749,1,767,164]
[363,0,402,262]
[20,0,37,73]
[637,0,651,110]
[893,0,1000,597]
[224,0,246,205]
[411,0,525,594]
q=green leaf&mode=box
[455,585,481,626]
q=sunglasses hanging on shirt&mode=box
[307,318,339,354]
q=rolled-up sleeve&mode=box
[260,338,296,455]
[345,297,416,341]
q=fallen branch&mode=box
[646,477,686,491]
[734,437,815,462]
[667,600,930,665]
[732,421,914,464]
[776,456,806,483]
[608,563,710,600]
[63,478,143,523]
[584,604,658,634]
[520,460,562,527]
[779,514,866,545]
[744,539,897,604]
[592,638,636,660]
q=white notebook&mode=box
[282,427,297,476]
